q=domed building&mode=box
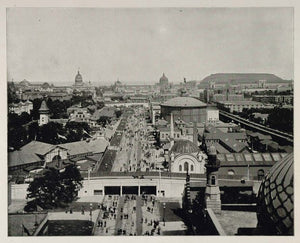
[169,139,206,174]
[256,153,293,235]
[75,71,83,86]
[159,73,169,93]
[161,96,207,123]
[159,73,168,85]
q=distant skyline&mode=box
[7,8,293,85]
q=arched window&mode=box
[258,169,265,180]
[191,164,194,172]
[228,169,235,176]
[211,175,216,185]
[179,165,182,172]
[184,162,189,172]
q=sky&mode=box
[7,8,293,85]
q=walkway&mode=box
[136,196,143,235]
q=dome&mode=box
[42,82,50,89]
[75,71,83,85]
[19,79,30,86]
[161,97,207,108]
[171,140,199,154]
[159,73,169,84]
[257,153,293,235]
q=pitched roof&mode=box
[20,141,54,156]
[60,138,109,155]
[8,150,42,167]
[216,153,289,166]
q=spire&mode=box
[170,112,174,139]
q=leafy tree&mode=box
[267,108,293,133]
[37,122,64,144]
[115,110,122,118]
[8,126,28,149]
[25,164,83,210]
[97,116,111,127]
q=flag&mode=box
[22,224,31,236]
[57,133,67,140]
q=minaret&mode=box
[205,145,221,214]
[39,99,50,126]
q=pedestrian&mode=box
[104,221,106,227]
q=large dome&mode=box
[171,140,199,154]
[161,97,207,108]
[159,73,168,84]
[256,153,293,235]
[75,71,83,85]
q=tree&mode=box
[115,110,122,118]
[25,165,83,210]
[97,116,111,127]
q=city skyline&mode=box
[7,8,293,85]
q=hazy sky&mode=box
[7,8,293,84]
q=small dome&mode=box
[171,140,199,154]
[161,97,207,108]
[19,79,30,86]
[42,82,50,89]
[75,71,83,85]
[257,153,293,235]
[159,73,169,83]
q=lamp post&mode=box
[90,203,93,221]
[163,202,166,226]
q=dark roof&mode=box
[171,140,199,154]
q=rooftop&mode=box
[161,97,207,108]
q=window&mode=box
[184,162,188,172]
[94,190,103,195]
[228,169,235,176]
[211,175,216,185]
[179,165,182,172]
[190,164,194,171]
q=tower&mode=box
[39,99,50,126]
[205,145,221,214]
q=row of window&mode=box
[227,169,265,180]
[179,162,194,172]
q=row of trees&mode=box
[8,121,91,149]
[233,107,293,133]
